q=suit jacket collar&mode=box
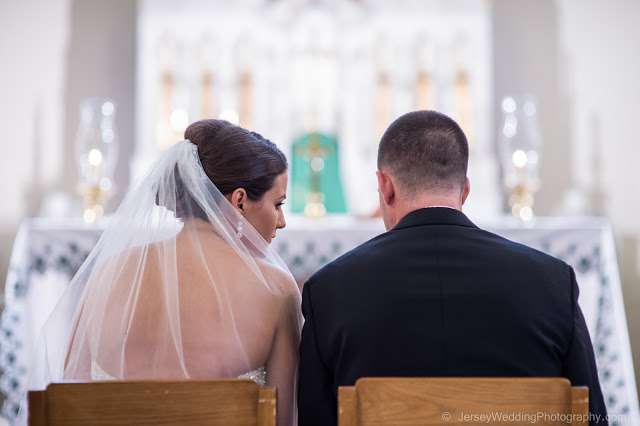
[392,207,478,231]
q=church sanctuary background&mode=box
[1,0,639,424]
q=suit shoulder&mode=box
[478,228,570,274]
[304,231,389,289]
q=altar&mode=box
[0,215,638,425]
[133,0,500,220]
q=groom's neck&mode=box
[387,194,462,229]
[405,191,463,212]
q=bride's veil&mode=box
[27,139,302,424]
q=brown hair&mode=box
[378,110,468,192]
[185,119,287,200]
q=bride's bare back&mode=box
[64,221,300,425]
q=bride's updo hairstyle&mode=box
[185,119,287,200]
[166,119,287,220]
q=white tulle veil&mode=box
[26,140,301,425]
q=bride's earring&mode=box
[237,220,244,239]
[236,202,244,238]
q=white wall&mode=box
[558,0,640,231]
[557,0,640,393]
[0,0,71,289]
[0,0,71,228]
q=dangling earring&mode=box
[237,220,244,239]
[237,202,244,238]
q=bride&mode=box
[29,119,302,426]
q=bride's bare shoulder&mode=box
[257,258,299,295]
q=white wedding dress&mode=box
[91,362,267,386]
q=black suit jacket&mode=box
[298,207,607,425]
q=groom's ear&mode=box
[461,177,471,205]
[376,170,395,206]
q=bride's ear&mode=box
[229,188,247,214]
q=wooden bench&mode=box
[339,377,588,426]
[28,380,276,426]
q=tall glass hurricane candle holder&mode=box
[499,96,542,223]
[75,98,119,223]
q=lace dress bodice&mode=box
[237,366,267,386]
[91,363,267,387]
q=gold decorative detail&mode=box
[415,70,432,110]
[509,181,539,223]
[375,71,392,141]
[239,70,252,128]
[80,183,108,223]
[454,70,474,150]
[158,70,178,150]
[200,70,215,118]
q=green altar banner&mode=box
[291,132,347,215]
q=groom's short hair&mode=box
[377,110,469,193]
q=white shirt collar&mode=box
[425,205,459,211]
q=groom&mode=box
[297,110,607,425]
